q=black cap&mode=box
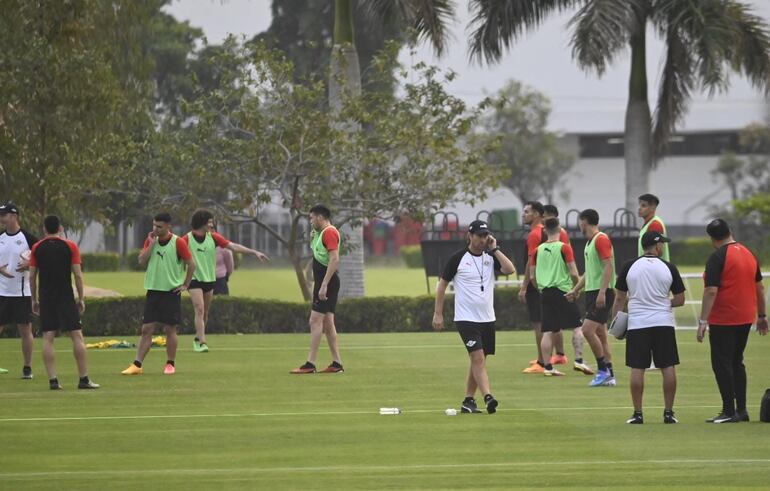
[641,231,671,248]
[0,202,18,214]
[468,220,490,235]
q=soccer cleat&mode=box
[550,354,568,365]
[193,339,200,351]
[602,377,617,387]
[290,362,316,374]
[706,411,738,424]
[543,368,565,377]
[121,364,143,375]
[528,359,539,365]
[0,367,8,374]
[49,380,63,390]
[193,340,209,353]
[736,410,750,422]
[589,370,612,387]
[22,366,33,379]
[163,363,176,375]
[626,411,644,424]
[663,410,678,424]
[485,395,499,414]
[461,398,482,414]
[522,364,545,374]
[573,361,595,375]
[320,361,344,373]
[78,380,100,389]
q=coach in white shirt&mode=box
[610,231,686,424]
[433,220,515,415]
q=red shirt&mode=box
[180,231,231,249]
[321,227,340,251]
[143,234,193,261]
[645,219,665,233]
[705,242,762,325]
[594,233,613,260]
[527,224,571,260]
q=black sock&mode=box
[556,352,565,356]
[49,377,58,385]
[596,357,607,371]
[606,362,614,376]
[575,358,583,364]
[79,376,89,383]
[194,337,200,342]
[166,360,175,367]
[133,360,142,368]
[23,365,31,372]
[537,360,545,368]
[331,361,342,368]
[484,394,494,402]
[463,396,475,403]
[545,363,553,370]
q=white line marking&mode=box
[0,404,738,423]
[2,459,769,479]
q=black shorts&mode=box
[213,276,229,296]
[585,289,615,324]
[625,326,680,369]
[540,287,582,333]
[456,321,495,356]
[188,280,215,293]
[312,274,340,314]
[525,283,542,323]
[142,290,182,326]
[0,296,32,325]
[39,298,81,332]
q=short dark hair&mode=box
[525,201,545,216]
[43,215,60,234]
[638,193,660,206]
[544,217,560,234]
[706,218,731,241]
[190,209,214,230]
[309,204,331,220]
[154,212,172,224]
[543,204,559,217]
[579,209,599,226]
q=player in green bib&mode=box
[531,218,581,377]
[291,204,344,374]
[567,209,617,386]
[183,209,268,353]
[638,193,669,260]
[122,213,196,376]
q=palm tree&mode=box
[468,0,770,211]
[329,0,454,297]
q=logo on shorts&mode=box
[466,340,477,348]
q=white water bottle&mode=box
[379,407,401,415]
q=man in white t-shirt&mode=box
[433,220,515,414]
[0,202,38,379]
[611,231,686,424]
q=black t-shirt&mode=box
[30,237,81,301]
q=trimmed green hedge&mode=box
[669,238,713,266]
[400,245,423,268]
[81,253,121,272]
[124,249,147,271]
[0,289,531,337]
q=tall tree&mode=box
[468,0,770,211]
[477,80,575,207]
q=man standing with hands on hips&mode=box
[697,218,768,423]
[433,220,515,414]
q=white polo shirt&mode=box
[442,248,501,323]
[615,255,686,330]
[0,229,38,297]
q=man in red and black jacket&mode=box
[697,219,768,423]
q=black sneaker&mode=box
[78,379,100,389]
[706,411,739,424]
[22,366,33,380]
[49,380,63,390]
[626,411,643,424]
[460,398,482,414]
[736,409,750,422]
[484,394,499,414]
[663,409,678,424]
[290,362,316,374]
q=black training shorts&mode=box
[456,321,496,356]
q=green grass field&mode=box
[1,331,769,490]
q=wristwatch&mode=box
[487,248,499,255]
[698,319,708,326]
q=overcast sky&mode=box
[165,0,770,133]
